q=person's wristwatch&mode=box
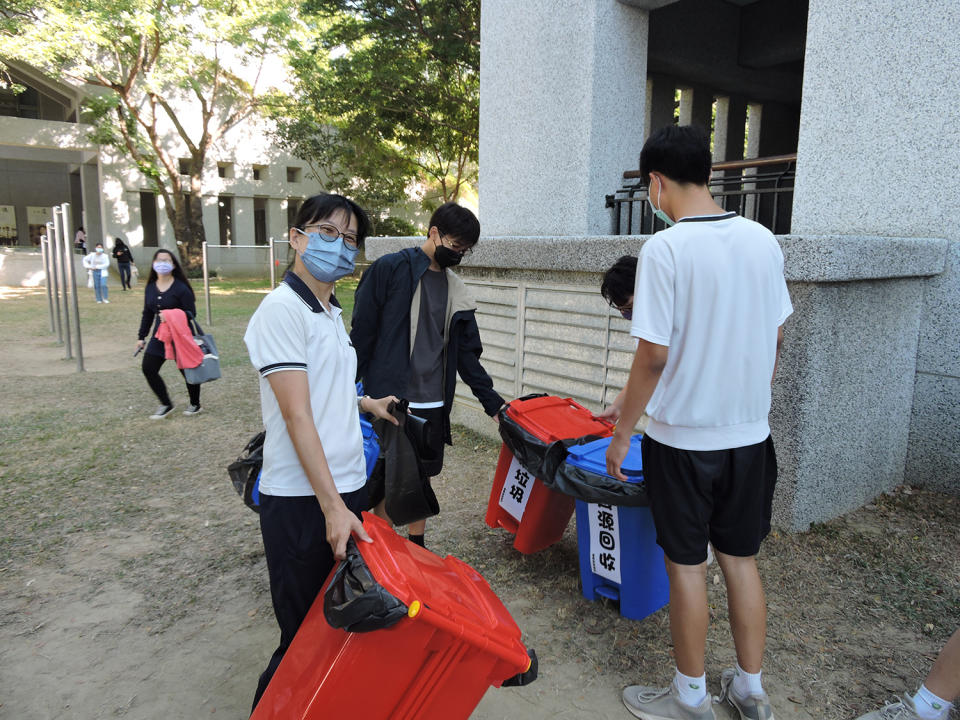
[357,395,369,412]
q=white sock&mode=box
[912,683,952,720]
[731,662,764,699]
[673,669,707,706]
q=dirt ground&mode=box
[1,284,958,720]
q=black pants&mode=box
[118,262,131,289]
[252,486,368,712]
[141,352,200,407]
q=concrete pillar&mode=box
[479,0,649,236]
[233,196,255,246]
[678,85,712,133]
[267,198,286,245]
[780,0,960,521]
[712,95,747,164]
[201,195,219,245]
[645,75,676,141]
[79,162,103,244]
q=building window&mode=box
[253,164,267,181]
[178,158,191,175]
[217,162,234,179]
[218,196,234,246]
[286,167,301,183]
[254,197,268,246]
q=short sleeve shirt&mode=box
[631,213,793,451]
[243,273,366,496]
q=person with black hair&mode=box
[351,201,505,549]
[606,125,792,720]
[595,255,638,423]
[135,249,202,418]
[243,193,399,711]
[112,237,134,290]
[83,242,111,303]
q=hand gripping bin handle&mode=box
[323,538,408,633]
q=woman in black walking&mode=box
[135,249,202,418]
[113,238,134,290]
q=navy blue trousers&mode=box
[251,486,367,712]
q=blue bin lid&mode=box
[565,434,643,482]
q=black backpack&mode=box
[228,431,264,513]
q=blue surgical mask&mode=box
[619,308,633,321]
[153,261,174,274]
[95,247,103,253]
[647,176,675,227]
[296,228,358,283]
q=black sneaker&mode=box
[182,405,203,416]
[150,404,174,419]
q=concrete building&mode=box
[0,58,324,276]
[368,0,959,529]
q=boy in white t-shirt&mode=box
[606,125,793,720]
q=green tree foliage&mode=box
[280,0,479,217]
[0,0,295,268]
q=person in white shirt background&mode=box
[82,242,111,304]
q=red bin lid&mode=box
[504,395,614,443]
[357,513,531,673]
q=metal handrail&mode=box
[607,153,796,235]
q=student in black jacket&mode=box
[135,249,202,419]
[351,202,505,547]
[112,238,134,290]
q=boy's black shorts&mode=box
[641,434,777,565]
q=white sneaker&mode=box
[96,300,102,304]
[103,299,110,304]
[150,404,174,419]
[182,405,202,416]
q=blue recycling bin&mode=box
[568,435,670,621]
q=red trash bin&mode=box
[251,513,535,720]
[485,395,614,554]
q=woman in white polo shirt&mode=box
[244,193,398,711]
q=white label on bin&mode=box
[499,453,533,522]
[588,503,621,585]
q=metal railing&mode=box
[606,153,797,235]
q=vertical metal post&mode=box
[40,233,55,333]
[202,241,211,325]
[49,218,63,345]
[268,237,275,288]
[62,203,84,372]
[54,208,73,359]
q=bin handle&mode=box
[410,600,532,673]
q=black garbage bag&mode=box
[323,538,408,633]
[497,399,609,491]
[496,397,555,479]
[227,430,264,513]
[545,439,650,507]
[366,399,440,526]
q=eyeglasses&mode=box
[439,233,473,256]
[302,222,359,249]
[609,301,633,320]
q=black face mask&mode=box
[434,245,463,269]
